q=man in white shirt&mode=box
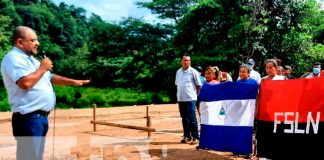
[1,26,90,160]
[175,54,202,145]
[305,62,321,78]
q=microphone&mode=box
[39,50,46,59]
[39,50,52,71]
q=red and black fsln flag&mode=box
[256,77,324,159]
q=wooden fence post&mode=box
[90,104,156,135]
[146,105,151,138]
[93,103,97,132]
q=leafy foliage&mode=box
[137,0,200,23]
[173,0,324,77]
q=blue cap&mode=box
[247,59,255,65]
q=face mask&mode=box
[246,64,252,70]
[313,68,320,74]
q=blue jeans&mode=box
[12,112,49,160]
[178,101,199,140]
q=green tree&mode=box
[172,0,324,77]
[55,44,91,79]
[16,4,55,34]
[137,0,200,23]
[0,15,11,51]
[117,18,175,91]
[250,0,324,75]
[173,0,252,74]
[0,0,22,28]
[0,15,12,84]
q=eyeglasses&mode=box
[22,38,38,43]
[29,39,38,43]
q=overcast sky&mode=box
[52,0,160,23]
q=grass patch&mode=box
[0,87,172,111]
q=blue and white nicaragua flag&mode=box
[199,82,259,154]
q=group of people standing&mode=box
[1,25,321,160]
[175,54,322,147]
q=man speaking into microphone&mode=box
[0,26,90,160]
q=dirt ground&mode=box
[0,104,256,160]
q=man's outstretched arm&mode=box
[51,74,90,86]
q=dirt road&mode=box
[0,104,251,160]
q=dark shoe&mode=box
[190,138,198,145]
[243,154,252,159]
[181,138,192,143]
[233,153,252,159]
[232,152,240,156]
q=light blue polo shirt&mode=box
[1,47,55,114]
[175,66,202,101]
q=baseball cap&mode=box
[194,66,202,72]
[247,59,255,65]
[283,65,292,70]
